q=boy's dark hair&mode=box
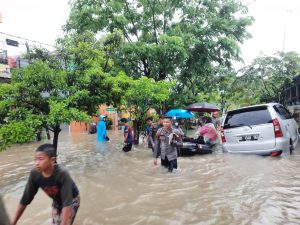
[146,117,153,121]
[36,144,57,158]
[120,118,127,123]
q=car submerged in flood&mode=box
[221,103,299,156]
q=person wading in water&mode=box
[153,116,182,172]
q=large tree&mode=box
[0,40,130,153]
[235,51,300,105]
[123,76,174,144]
[66,0,253,104]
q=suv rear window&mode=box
[224,106,273,129]
[273,105,292,120]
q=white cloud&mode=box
[0,0,70,55]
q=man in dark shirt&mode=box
[121,118,133,152]
[11,144,80,225]
[146,116,163,153]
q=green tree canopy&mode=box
[66,0,253,105]
[234,51,300,105]
[0,41,130,152]
[123,76,174,143]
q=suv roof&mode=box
[227,102,278,113]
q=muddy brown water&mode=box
[1,129,300,225]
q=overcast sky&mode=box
[1,0,300,67]
[240,0,300,66]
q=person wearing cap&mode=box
[153,116,182,172]
[11,144,80,225]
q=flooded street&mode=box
[1,129,300,225]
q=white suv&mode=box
[221,103,299,156]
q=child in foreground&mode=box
[11,144,80,225]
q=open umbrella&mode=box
[165,109,195,119]
[186,102,220,112]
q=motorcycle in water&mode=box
[171,136,213,156]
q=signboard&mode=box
[106,107,115,112]
[6,39,19,47]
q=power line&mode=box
[0,31,56,48]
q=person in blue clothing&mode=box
[97,115,109,141]
[120,118,133,152]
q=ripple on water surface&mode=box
[1,129,300,225]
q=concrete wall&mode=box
[69,105,119,132]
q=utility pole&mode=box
[281,9,293,79]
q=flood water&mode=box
[1,129,300,225]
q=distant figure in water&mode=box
[88,122,97,134]
[120,118,133,152]
[97,115,109,142]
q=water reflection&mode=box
[96,141,108,155]
[1,129,300,225]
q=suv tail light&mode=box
[273,118,283,138]
[221,126,226,143]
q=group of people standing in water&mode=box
[90,112,221,173]
[9,112,221,225]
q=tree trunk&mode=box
[52,125,61,156]
[45,127,51,140]
[133,120,140,145]
[36,128,42,141]
[0,195,10,225]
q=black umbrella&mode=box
[186,102,220,112]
